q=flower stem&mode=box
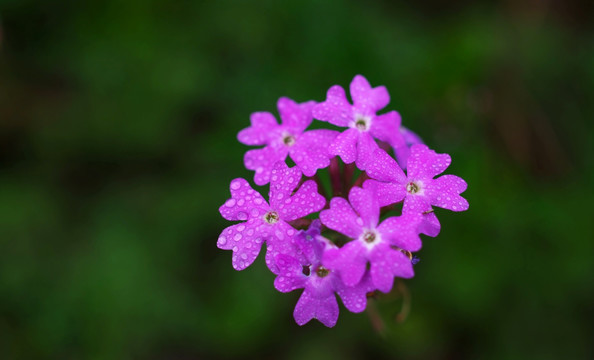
[329,157,342,197]
[342,163,355,193]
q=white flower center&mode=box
[264,211,279,224]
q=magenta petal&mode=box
[244,147,288,186]
[350,75,390,114]
[428,175,468,211]
[217,222,264,271]
[407,144,452,180]
[290,129,338,176]
[429,187,469,212]
[377,212,423,252]
[219,178,269,221]
[433,174,468,193]
[388,247,415,279]
[365,148,406,183]
[370,245,414,293]
[328,128,359,164]
[422,211,441,237]
[278,180,326,222]
[238,112,278,146]
[277,97,315,134]
[363,180,406,207]
[403,196,441,237]
[274,254,308,293]
[348,186,379,228]
[369,245,396,293]
[401,126,424,146]
[320,197,362,239]
[336,274,373,313]
[393,145,411,170]
[355,131,379,170]
[370,110,401,143]
[323,241,367,287]
[312,85,352,127]
[269,162,302,209]
[293,289,339,327]
[264,221,300,274]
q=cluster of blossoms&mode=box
[217,75,469,327]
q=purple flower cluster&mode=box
[217,75,469,327]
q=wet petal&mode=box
[320,197,362,239]
[238,112,279,145]
[293,289,339,327]
[312,85,353,127]
[328,128,359,164]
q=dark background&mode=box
[1,0,593,359]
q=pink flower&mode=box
[320,187,422,293]
[217,162,325,273]
[274,221,373,327]
[364,144,469,237]
[239,97,338,185]
[312,75,404,170]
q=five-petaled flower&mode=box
[218,161,325,273]
[239,97,339,185]
[320,187,422,293]
[274,221,373,327]
[364,144,469,237]
[312,75,406,170]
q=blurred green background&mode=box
[1,0,593,359]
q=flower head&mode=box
[218,162,325,272]
[312,75,405,170]
[239,97,339,185]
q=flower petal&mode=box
[217,221,264,271]
[293,289,339,327]
[237,112,279,145]
[348,186,379,228]
[277,97,315,134]
[219,178,269,221]
[244,147,288,186]
[363,180,406,207]
[370,244,414,293]
[320,197,362,239]
[403,195,441,237]
[268,161,302,209]
[335,273,373,313]
[370,110,401,143]
[364,148,406,183]
[312,85,353,127]
[350,75,390,115]
[264,221,301,274]
[278,180,325,222]
[355,131,380,170]
[428,175,469,212]
[274,254,308,293]
[290,129,338,176]
[377,212,423,252]
[407,144,451,180]
[323,241,367,287]
[328,128,359,164]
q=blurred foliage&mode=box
[0,0,593,359]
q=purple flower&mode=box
[239,97,339,185]
[364,144,469,237]
[274,220,373,327]
[312,75,403,170]
[218,162,326,272]
[320,187,422,293]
